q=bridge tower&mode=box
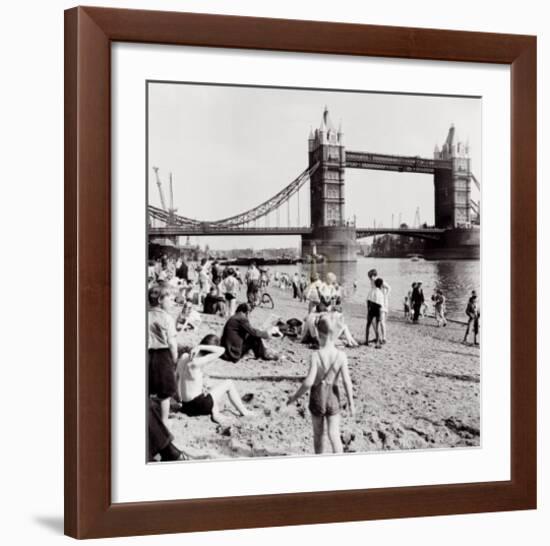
[433,125,472,228]
[302,107,357,262]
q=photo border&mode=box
[65,6,536,538]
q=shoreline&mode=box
[169,284,480,459]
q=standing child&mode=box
[148,285,178,426]
[366,270,385,348]
[403,294,410,320]
[433,289,448,327]
[287,315,355,454]
[463,294,480,345]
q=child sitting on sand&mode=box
[177,299,202,331]
[287,315,355,454]
[176,334,255,424]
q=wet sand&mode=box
[169,285,480,459]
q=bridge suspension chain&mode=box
[148,162,318,230]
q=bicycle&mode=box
[249,291,275,310]
[258,291,275,310]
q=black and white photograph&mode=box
[146,81,481,462]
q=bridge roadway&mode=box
[345,151,452,174]
[355,227,445,240]
[149,225,445,240]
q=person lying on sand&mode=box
[176,334,255,424]
[287,315,356,454]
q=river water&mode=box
[275,257,480,321]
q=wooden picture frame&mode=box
[64,6,537,539]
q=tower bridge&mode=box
[149,107,480,261]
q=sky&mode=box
[148,82,481,250]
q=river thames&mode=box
[276,257,480,321]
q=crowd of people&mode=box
[402,282,480,344]
[147,254,480,461]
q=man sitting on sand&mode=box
[177,334,255,424]
[220,303,279,362]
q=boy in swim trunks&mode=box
[176,334,255,424]
[287,315,356,454]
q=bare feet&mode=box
[263,351,280,361]
[210,411,229,426]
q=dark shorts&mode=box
[367,301,381,320]
[180,393,214,416]
[247,280,259,293]
[148,348,177,400]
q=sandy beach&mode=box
[169,285,480,459]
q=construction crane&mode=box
[151,167,178,247]
[168,172,177,215]
[152,166,167,211]
[414,206,421,228]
